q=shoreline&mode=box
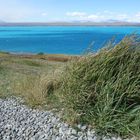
[0,51,80,57]
[0,51,79,62]
[0,22,140,27]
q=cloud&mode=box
[115,14,128,20]
[41,12,47,16]
[103,10,113,15]
[135,12,140,21]
[135,12,140,17]
[66,12,87,17]
[87,15,99,20]
[66,11,111,21]
[66,11,140,22]
[0,0,48,22]
[66,11,102,21]
[126,12,140,22]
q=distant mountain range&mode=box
[0,20,140,26]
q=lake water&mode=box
[0,26,140,55]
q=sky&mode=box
[0,0,140,22]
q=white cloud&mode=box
[41,12,47,16]
[66,11,103,21]
[126,12,140,22]
[0,0,48,22]
[117,14,127,19]
[135,12,140,17]
[115,14,128,20]
[66,11,140,22]
[66,12,87,17]
[87,15,99,20]
[134,12,140,22]
[103,10,113,15]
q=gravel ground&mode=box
[0,97,132,140]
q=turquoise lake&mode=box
[0,26,140,55]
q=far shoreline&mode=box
[0,51,80,56]
[6,51,67,55]
[0,22,140,27]
[0,51,80,63]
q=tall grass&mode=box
[58,35,140,137]
[1,35,139,138]
[12,70,62,108]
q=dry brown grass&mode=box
[0,53,66,107]
[9,53,76,62]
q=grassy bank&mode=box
[0,35,140,138]
[57,35,140,138]
[0,53,67,101]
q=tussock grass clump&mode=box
[59,35,140,137]
[12,71,62,108]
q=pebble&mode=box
[0,97,134,140]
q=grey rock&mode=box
[0,97,129,140]
[81,125,87,131]
[71,129,77,135]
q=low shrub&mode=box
[37,52,44,55]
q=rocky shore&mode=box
[0,97,132,140]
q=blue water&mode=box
[0,26,140,55]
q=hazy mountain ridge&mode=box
[0,21,140,26]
